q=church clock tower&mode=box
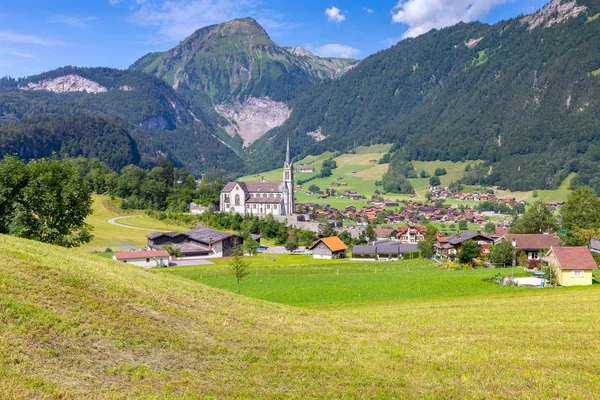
[282,136,294,215]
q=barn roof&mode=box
[309,236,348,252]
[550,247,598,270]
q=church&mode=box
[220,137,295,216]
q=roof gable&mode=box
[309,236,348,252]
[550,246,598,270]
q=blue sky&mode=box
[0,0,550,78]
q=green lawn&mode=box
[157,257,536,307]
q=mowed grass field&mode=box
[240,145,574,205]
[2,235,600,398]
[157,257,535,307]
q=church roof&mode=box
[246,197,283,204]
[221,181,283,193]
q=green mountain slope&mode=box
[130,17,358,104]
[0,67,242,176]
[248,0,600,192]
[3,235,600,398]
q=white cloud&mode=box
[0,60,10,67]
[0,47,34,58]
[108,0,121,4]
[124,0,293,41]
[313,43,359,59]
[48,15,99,28]
[391,0,511,38]
[0,31,67,46]
[364,7,374,14]
[325,6,346,23]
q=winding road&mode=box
[106,216,171,232]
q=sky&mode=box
[0,0,551,78]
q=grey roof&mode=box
[446,232,492,245]
[246,197,283,204]
[186,227,236,244]
[376,242,420,255]
[222,181,283,194]
[352,245,376,255]
[146,231,183,240]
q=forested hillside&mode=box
[0,67,242,177]
[248,0,600,193]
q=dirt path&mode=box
[106,216,170,232]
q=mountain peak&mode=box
[219,16,270,38]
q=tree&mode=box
[489,240,514,266]
[561,187,600,245]
[1,157,93,247]
[419,169,430,178]
[365,224,377,243]
[417,240,434,258]
[458,220,468,231]
[339,230,352,246]
[229,242,250,295]
[484,222,496,234]
[429,176,441,186]
[285,240,298,254]
[318,222,336,238]
[242,238,258,256]
[510,200,558,234]
[299,230,318,247]
[308,184,322,194]
[456,240,481,266]
[434,167,447,176]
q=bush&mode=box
[429,176,441,186]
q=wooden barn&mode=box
[308,236,348,259]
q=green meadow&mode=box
[2,235,600,398]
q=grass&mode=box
[2,235,600,398]
[80,195,190,252]
[157,257,532,307]
[586,13,600,23]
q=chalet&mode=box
[296,167,315,173]
[374,228,398,239]
[308,236,348,259]
[147,227,243,258]
[383,200,399,207]
[113,250,170,268]
[396,225,427,243]
[543,247,597,286]
[435,232,494,261]
[505,234,560,267]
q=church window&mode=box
[224,195,230,203]
[285,171,290,180]
[234,194,240,206]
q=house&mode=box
[189,202,208,215]
[296,167,315,173]
[544,247,597,286]
[383,200,399,207]
[308,236,348,259]
[505,234,561,267]
[147,227,243,258]
[113,250,170,268]
[374,228,398,239]
[396,225,427,243]
[435,232,494,260]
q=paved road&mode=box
[106,216,170,232]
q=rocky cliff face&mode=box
[24,75,107,94]
[521,0,587,30]
[215,97,290,146]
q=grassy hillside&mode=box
[2,235,600,398]
[239,145,572,206]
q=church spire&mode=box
[285,136,291,165]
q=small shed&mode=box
[544,246,598,286]
[309,236,348,259]
[113,250,170,268]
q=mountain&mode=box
[247,0,600,193]
[130,17,358,146]
[0,66,242,176]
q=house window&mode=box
[571,270,584,278]
[528,252,539,260]
[270,193,274,198]
[146,258,150,262]
[235,194,240,206]
[274,204,277,209]
[253,204,257,209]
[263,193,267,198]
[277,193,281,198]
[267,205,271,209]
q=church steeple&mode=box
[285,135,291,166]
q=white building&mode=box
[113,250,170,268]
[220,137,295,216]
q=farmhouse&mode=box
[396,225,427,243]
[435,232,494,261]
[113,250,170,268]
[309,236,348,259]
[543,246,597,286]
[147,227,243,258]
[504,233,560,267]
